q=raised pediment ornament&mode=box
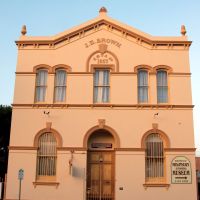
[99,43,108,54]
[98,119,106,128]
[181,25,186,36]
[21,25,27,35]
[99,7,107,14]
[46,122,52,131]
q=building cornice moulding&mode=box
[15,17,192,50]
[8,146,196,152]
[12,103,194,109]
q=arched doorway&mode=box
[86,129,115,200]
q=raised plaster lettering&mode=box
[84,38,122,48]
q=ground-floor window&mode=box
[145,133,165,183]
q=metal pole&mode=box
[99,163,101,200]
[19,179,21,200]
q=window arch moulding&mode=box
[153,65,173,73]
[83,125,120,148]
[134,65,153,73]
[33,64,52,73]
[52,64,72,73]
[33,127,63,147]
[86,50,119,72]
[141,128,170,148]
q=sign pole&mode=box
[18,169,24,200]
[19,179,21,200]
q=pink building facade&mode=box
[5,8,196,200]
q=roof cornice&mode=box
[15,13,192,50]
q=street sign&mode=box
[18,169,24,180]
[171,156,192,184]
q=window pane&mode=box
[138,70,148,86]
[55,86,66,102]
[36,70,48,86]
[157,86,168,103]
[36,87,46,102]
[55,70,66,86]
[138,70,148,103]
[102,87,109,102]
[138,87,148,103]
[157,71,167,86]
[103,70,109,85]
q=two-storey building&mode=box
[5,7,196,200]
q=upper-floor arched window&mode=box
[54,69,67,102]
[157,70,168,103]
[138,69,148,103]
[35,69,48,102]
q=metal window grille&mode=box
[37,132,57,176]
[145,133,164,182]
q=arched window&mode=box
[36,132,57,179]
[35,69,48,102]
[145,133,165,183]
[54,69,67,102]
[94,69,110,103]
[157,70,168,103]
[138,69,148,103]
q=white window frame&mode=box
[157,70,168,103]
[138,69,148,103]
[93,69,110,103]
[35,69,48,102]
[54,69,67,102]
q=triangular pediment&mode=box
[16,8,191,50]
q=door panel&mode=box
[87,151,114,200]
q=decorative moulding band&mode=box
[8,146,38,150]
[15,71,191,76]
[15,20,192,51]
[8,146,87,151]
[164,148,196,152]
[12,103,194,109]
[114,148,145,151]
[57,147,87,151]
[8,146,196,152]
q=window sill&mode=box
[92,103,112,107]
[33,181,59,188]
[143,183,170,189]
[34,102,47,104]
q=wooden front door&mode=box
[87,151,114,200]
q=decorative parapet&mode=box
[15,9,192,50]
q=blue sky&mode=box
[0,0,200,151]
